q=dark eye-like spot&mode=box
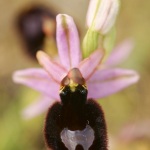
[80,88,87,95]
[60,90,67,96]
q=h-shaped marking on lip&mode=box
[61,125,95,150]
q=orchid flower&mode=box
[13,14,139,119]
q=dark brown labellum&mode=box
[44,68,108,150]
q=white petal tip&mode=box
[36,50,47,61]
[131,72,140,83]
[12,71,24,84]
[21,109,39,120]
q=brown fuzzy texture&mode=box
[44,85,108,150]
[44,101,107,150]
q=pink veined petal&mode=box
[56,14,81,70]
[87,68,139,99]
[12,68,60,100]
[105,39,134,67]
[22,96,60,119]
[37,51,67,83]
[78,49,104,80]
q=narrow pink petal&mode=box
[22,96,59,119]
[56,14,81,70]
[87,68,139,99]
[78,49,104,80]
[13,68,60,100]
[105,39,134,67]
[37,51,67,83]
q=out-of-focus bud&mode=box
[86,0,120,34]
[82,0,119,58]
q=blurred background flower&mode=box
[0,0,150,150]
[16,4,56,59]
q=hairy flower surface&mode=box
[13,14,139,119]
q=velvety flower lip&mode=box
[13,14,139,119]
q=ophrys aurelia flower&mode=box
[13,14,139,119]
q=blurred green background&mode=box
[0,0,150,150]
